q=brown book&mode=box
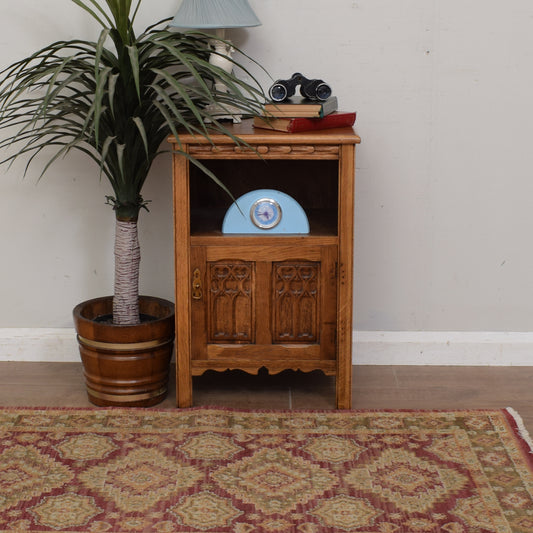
[254,111,356,133]
[262,96,338,118]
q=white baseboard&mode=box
[0,329,78,362]
[355,331,533,366]
[1,329,533,365]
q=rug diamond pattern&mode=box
[212,447,337,513]
[345,447,469,513]
[0,445,73,512]
[78,447,202,512]
[0,408,532,532]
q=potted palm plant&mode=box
[0,0,264,406]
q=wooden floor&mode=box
[0,363,532,434]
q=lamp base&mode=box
[203,102,243,124]
[203,33,244,123]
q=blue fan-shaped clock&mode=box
[222,189,309,234]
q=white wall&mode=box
[240,0,533,334]
[1,1,533,362]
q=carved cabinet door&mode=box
[190,244,338,366]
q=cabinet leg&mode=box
[176,368,193,408]
[336,386,352,409]
[336,359,353,409]
[336,390,352,409]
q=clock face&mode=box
[250,198,282,229]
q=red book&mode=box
[253,111,356,133]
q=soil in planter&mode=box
[93,313,157,325]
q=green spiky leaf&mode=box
[0,0,267,221]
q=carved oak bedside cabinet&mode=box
[169,120,360,408]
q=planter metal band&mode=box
[86,386,167,404]
[77,335,172,352]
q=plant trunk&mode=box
[113,218,141,325]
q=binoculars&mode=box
[268,73,332,102]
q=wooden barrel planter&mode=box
[73,296,175,407]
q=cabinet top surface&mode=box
[168,119,360,146]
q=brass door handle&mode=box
[192,268,202,300]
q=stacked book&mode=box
[253,96,356,133]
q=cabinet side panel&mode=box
[336,144,356,409]
[173,150,193,407]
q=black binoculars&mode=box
[268,73,332,102]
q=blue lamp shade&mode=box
[170,0,261,29]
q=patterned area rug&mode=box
[0,408,532,532]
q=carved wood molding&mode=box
[188,144,339,159]
[191,360,337,376]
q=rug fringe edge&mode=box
[506,407,533,454]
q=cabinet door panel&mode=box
[208,261,254,343]
[191,245,337,366]
[272,261,320,343]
